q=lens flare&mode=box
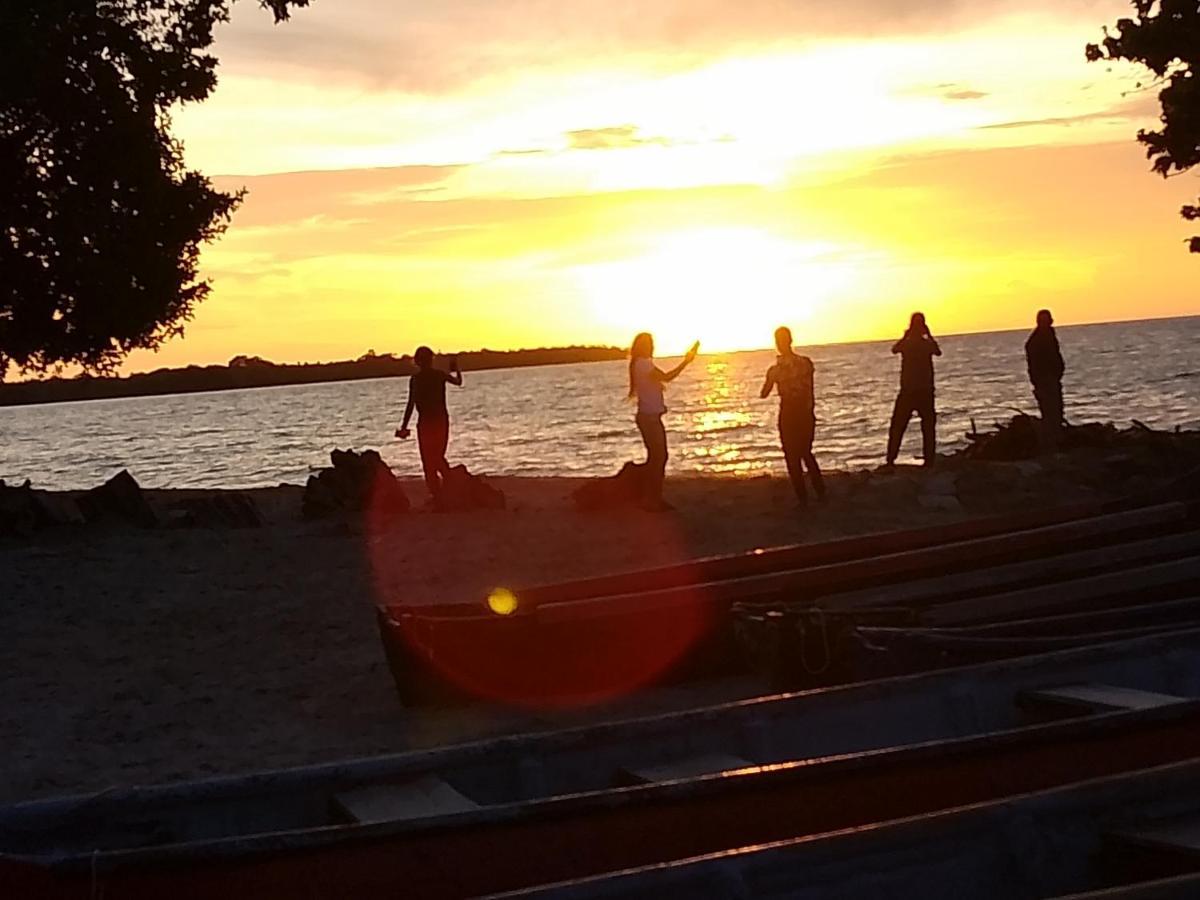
[487,587,519,616]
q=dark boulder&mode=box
[438,465,506,511]
[76,470,158,528]
[572,461,650,511]
[166,493,263,528]
[303,449,409,519]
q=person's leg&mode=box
[637,414,668,504]
[433,417,451,476]
[799,415,826,499]
[886,393,912,465]
[779,414,807,504]
[1033,384,1051,422]
[918,392,937,465]
[416,421,441,498]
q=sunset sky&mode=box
[126,0,1197,371]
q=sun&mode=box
[576,227,861,353]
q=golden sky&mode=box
[124,0,1197,370]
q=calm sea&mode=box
[2,317,1197,490]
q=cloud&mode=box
[213,165,462,227]
[944,89,989,100]
[979,94,1160,132]
[565,125,674,150]
[215,0,1127,93]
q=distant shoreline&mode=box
[0,346,627,409]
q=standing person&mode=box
[629,333,699,511]
[1025,309,1066,442]
[885,312,942,468]
[761,326,826,506]
[396,346,463,505]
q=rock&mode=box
[572,461,650,511]
[439,465,506,511]
[166,493,263,528]
[917,493,963,512]
[303,449,409,519]
[76,470,158,528]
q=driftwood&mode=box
[959,415,1200,463]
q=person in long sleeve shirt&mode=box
[1025,309,1066,438]
[885,312,941,468]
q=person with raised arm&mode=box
[396,346,463,505]
[628,333,699,511]
[761,326,826,506]
[885,312,942,469]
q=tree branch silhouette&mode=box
[1087,1,1200,253]
[0,1,312,378]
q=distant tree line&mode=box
[0,346,628,407]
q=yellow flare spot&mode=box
[487,588,519,617]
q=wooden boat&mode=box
[1055,874,1200,899]
[379,501,1196,706]
[508,756,1200,899]
[9,629,1200,899]
[732,522,1200,688]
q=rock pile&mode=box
[0,479,85,537]
[958,416,1200,463]
[303,449,410,519]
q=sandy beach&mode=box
[0,451,1187,805]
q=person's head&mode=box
[774,326,793,355]
[908,312,926,334]
[630,332,654,360]
[628,332,654,398]
[1036,309,1054,328]
[414,346,434,369]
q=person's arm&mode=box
[760,366,777,399]
[654,341,700,383]
[891,336,906,354]
[395,379,416,438]
[447,359,463,387]
[928,336,942,356]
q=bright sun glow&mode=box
[576,228,865,353]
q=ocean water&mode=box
[2,317,1197,490]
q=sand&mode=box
[0,460,1160,804]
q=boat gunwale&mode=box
[498,754,1200,899]
[10,655,1200,873]
[382,502,1191,624]
[10,624,1200,826]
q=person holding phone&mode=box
[396,346,463,504]
[628,333,699,511]
[885,312,941,468]
[761,325,825,506]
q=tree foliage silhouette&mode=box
[1087,1,1200,252]
[0,1,311,378]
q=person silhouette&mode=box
[629,333,699,511]
[1025,309,1066,444]
[395,346,463,505]
[761,326,826,506]
[885,312,941,468]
